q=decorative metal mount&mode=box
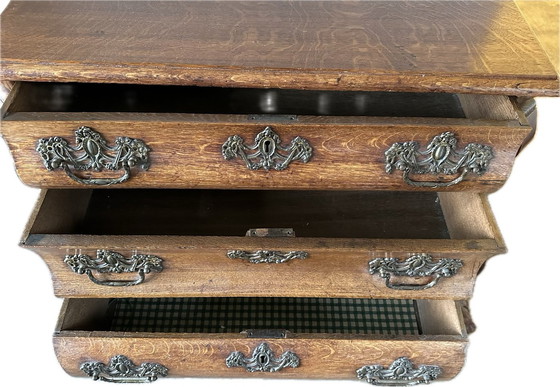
[222,126,313,170]
[368,254,463,290]
[80,355,168,383]
[226,342,300,372]
[36,126,151,185]
[227,250,309,264]
[356,357,442,386]
[385,131,493,188]
[64,249,164,286]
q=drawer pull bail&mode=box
[222,126,312,170]
[226,342,300,372]
[64,249,163,286]
[368,254,463,290]
[227,250,308,264]
[81,355,168,383]
[357,357,442,386]
[385,131,493,188]
[36,126,151,185]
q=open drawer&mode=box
[22,189,505,299]
[54,297,468,383]
[1,82,532,191]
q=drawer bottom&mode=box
[108,297,421,335]
[54,297,468,383]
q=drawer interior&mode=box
[28,190,452,239]
[6,82,466,118]
[25,190,499,240]
[57,297,466,338]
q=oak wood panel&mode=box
[0,118,532,191]
[54,299,467,381]
[21,190,504,299]
[516,0,560,73]
[26,243,499,300]
[416,299,465,336]
[1,1,557,96]
[53,335,467,379]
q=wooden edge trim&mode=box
[2,111,523,127]
[23,234,502,252]
[2,59,559,97]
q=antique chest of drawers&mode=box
[0,1,558,386]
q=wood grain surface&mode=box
[22,190,504,299]
[1,1,557,95]
[53,335,467,379]
[516,0,559,72]
[54,298,467,379]
[1,114,531,192]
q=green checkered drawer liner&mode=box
[108,297,420,335]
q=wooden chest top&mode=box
[1,0,558,96]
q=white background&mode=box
[0,1,559,386]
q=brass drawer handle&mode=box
[368,253,463,291]
[64,250,163,287]
[36,126,151,185]
[81,355,168,383]
[227,250,309,264]
[385,131,493,188]
[357,357,442,386]
[226,342,300,372]
[222,126,313,170]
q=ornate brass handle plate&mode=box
[64,249,163,286]
[36,126,151,185]
[357,357,442,386]
[385,131,493,188]
[226,342,300,372]
[368,253,463,290]
[222,126,312,170]
[227,250,308,264]
[81,355,168,383]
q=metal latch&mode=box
[246,228,295,237]
[247,114,298,122]
[243,329,291,339]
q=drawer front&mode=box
[1,117,530,191]
[54,336,466,381]
[54,298,467,382]
[33,242,496,300]
[23,190,504,299]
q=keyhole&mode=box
[258,354,269,365]
[264,140,271,154]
